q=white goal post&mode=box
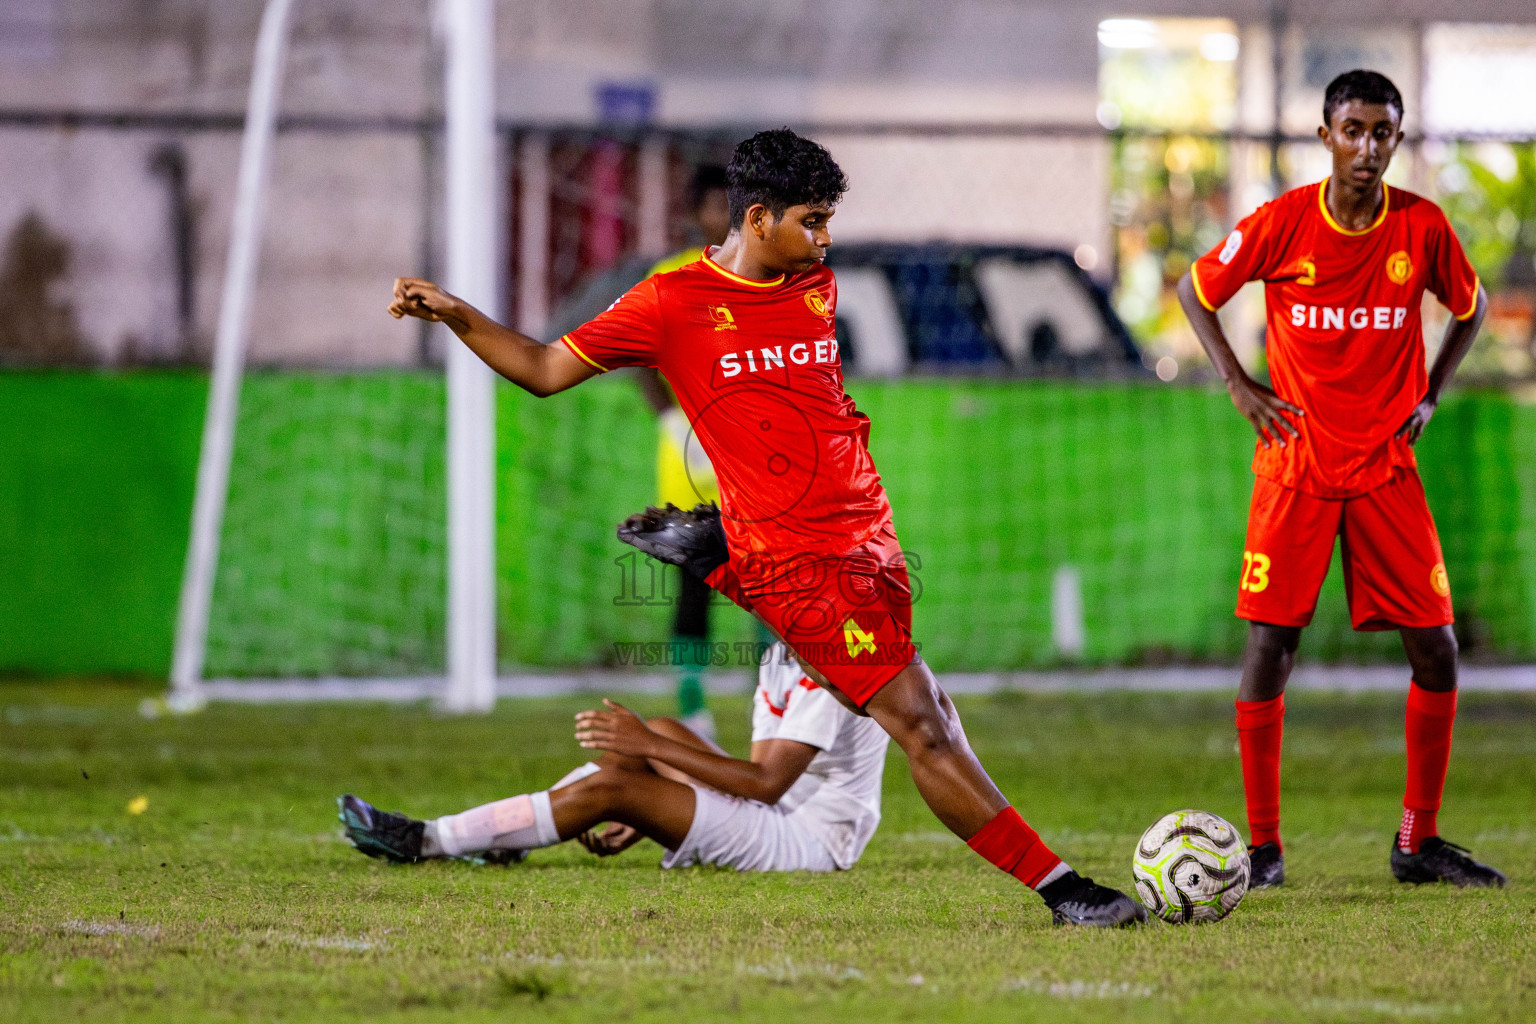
[169,0,499,712]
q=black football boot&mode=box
[1037,871,1148,927]
[337,794,425,863]
[616,503,728,582]
[1247,842,1285,889]
[1390,833,1506,888]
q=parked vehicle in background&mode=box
[824,244,1144,377]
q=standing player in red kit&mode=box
[1178,70,1505,889]
[389,129,1144,926]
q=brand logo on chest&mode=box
[710,305,737,331]
[717,340,840,379]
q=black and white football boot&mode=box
[337,794,424,864]
[1037,872,1148,927]
[616,502,728,582]
[1247,842,1285,889]
[1390,833,1506,888]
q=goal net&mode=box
[171,0,498,710]
[173,6,1536,707]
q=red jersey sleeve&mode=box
[560,277,664,372]
[1189,202,1286,312]
[1423,207,1481,321]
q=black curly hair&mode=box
[726,129,848,228]
[1323,69,1403,127]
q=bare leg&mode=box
[1238,622,1302,701]
[862,660,1007,838]
[1235,621,1300,858]
[552,720,722,845]
[548,763,697,849]
[1400,625,1457,692]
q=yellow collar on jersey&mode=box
[702,249,787,288]
[1318,178,1390,237]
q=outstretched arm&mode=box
[1177,272,1305,449]
[575,700,817,805]
[1396,285,1488,445]
[388,277,598,397]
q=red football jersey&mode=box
[562,250,893,563]
[1191,180,1480,498]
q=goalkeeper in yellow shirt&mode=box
[633,165,731,740]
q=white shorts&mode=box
[661,786,839,873]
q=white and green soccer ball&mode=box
[1132,810,1250,924]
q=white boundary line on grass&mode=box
[197,665,1536,703]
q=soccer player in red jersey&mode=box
[389,129,1144,926]
[1178,70,1505,889]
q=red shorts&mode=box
[1237,468,1453,631]
[706,523,917,706]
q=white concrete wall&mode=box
[3,0,1534,366]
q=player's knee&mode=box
[905,717,960,761]
[579,767,630,810]
[1408,628,1458,688]
[889,694,961,759]
[1249,623,1301,660]
[1431,630,1459,668]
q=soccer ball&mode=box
[1132,810,1250,924]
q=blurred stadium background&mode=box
[3,0,1535,695]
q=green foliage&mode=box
[1438,143,1536,291]
[1,679,1533,1022]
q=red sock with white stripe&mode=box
[966,806,1070,889]
[1235,695,1285,851]
[1400,682,1457,854]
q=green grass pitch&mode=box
[2,679,1533,1022]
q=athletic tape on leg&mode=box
[435,791,559,856]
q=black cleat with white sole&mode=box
[1247,842,1285,888]
[616,503,728,582]
[1391,834,1506,888]
[337,794,424,863]
[1037,871,1148,927]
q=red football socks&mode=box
[967,806,1062,888]
[1400,681,1457,853]
[1235,695,1285,851]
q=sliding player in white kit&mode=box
[337,642,889,872]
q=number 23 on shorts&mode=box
[1240,550,1271,593]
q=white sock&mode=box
[427,790,559,858]
[550,762,601,791]
[1034,860,1075,889]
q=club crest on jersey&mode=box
[1387,250,1413,285]
[805,290,830,317]
[710,305,738,331]
[1218,230,1243,265]
[1431,563,1451,598]
[1297,258,1317,286]
[843,618,877,658]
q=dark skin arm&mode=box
[1176,273,1305,448]
[573,716,721,857]
[1395,286,1488,444]
[388,277,598,397]
[574,699,818,805]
